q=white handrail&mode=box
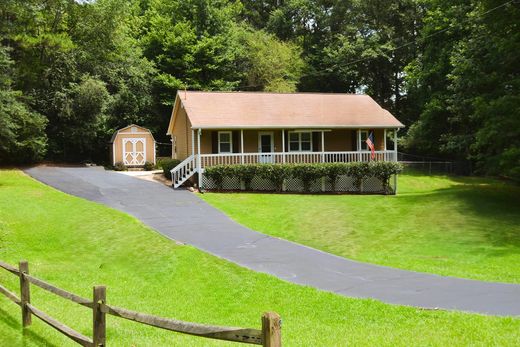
[171,155,197,188]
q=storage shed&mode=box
[110,125,156,167]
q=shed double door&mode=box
[122,138,146,166]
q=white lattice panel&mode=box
[201,173,394,194]
[250,176,276,191]
[362,177,384,193]
[335,176,357,192]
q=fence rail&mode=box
[0,260,281,346]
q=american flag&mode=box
[366,132,375,159]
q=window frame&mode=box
[288,131,313,152]
[218,131,233,154]
[358,130,369,151]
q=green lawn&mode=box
[201,173,520,283]
[0,170,519,346]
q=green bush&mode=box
[113,162,127,171]
[291,164,324,192]
[160,159,181,179]
[348,162,370,191]
[369,161,403,194]
[231,164,258,190]
[257,164,292,192]
[204,165,238,190]
[321,163,349,191]
[143,161,155,171]
[203,161,402,193]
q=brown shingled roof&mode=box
[170,91,404,132]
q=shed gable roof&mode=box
[167,91,404,134]
[110,124,155,143]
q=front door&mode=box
[258,132,274,163]
[122,138,146,166]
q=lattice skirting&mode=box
[201,174,397,194]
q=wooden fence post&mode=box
[93,285,106,346]
[262,312,281,347]
[19,260,31,327]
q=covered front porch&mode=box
[171,127,399,188]
[193,127,398,167]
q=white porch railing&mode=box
[171,154,197,188]
[200,150,396,169]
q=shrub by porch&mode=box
[203,161,403,194]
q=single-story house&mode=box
[166,91,404,188]
[110,124,156,167]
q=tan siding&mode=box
[172,107,190,160]
[324,129,353,151]
[374,129,386,150]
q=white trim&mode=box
[240,129,244,164]
[192,125,404,130]
[358,130,369,151]
[218,131,233,154]
[112,142,116,165]
[197,129,202,189]
[122,137,146,166]
[258,131,274,153]
[191,129,195,157]
[288,130,313,152]
[281,129,285,163]
[384,129,387,151]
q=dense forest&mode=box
[0,0,518,179]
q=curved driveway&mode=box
[25,166,520,316]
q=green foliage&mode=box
[291,163,323,192]
[143,161,155,171]
[113,162,127,171]
[348,162,370,191]
[204,162,402,193]
[232,164,258,190]
[257,164,292,192]
[0,45,47,164]
[160,159,181,179]
[321,163,349,191]
[369,161,403,194]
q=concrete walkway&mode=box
[25,166,520,316]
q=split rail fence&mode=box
[0,260,281,346]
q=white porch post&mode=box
[394,128,398,194]
[197,129,202,189]
[240,129,244,164]
[281,129,285,163]
[191,129,195,156]
[321,131,325,163]
[357,130,362,161]
[393,129,398,162]
[383,129,387,161]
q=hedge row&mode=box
[204,162,403,193]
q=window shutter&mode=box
[351,130,357,151]
[284,130,289,152]
[211,131,218,154]
[232,131,240,153]
[312,132,320,152]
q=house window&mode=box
[218,131,232,153]
[289,131,312,152]
[359,130,369,151]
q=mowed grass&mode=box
[201,172,520,283]
[0,170,519,346]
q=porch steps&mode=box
[171,155,197,188]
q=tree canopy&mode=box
[0,0,518,179]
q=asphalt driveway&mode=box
[25,166,520,316]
